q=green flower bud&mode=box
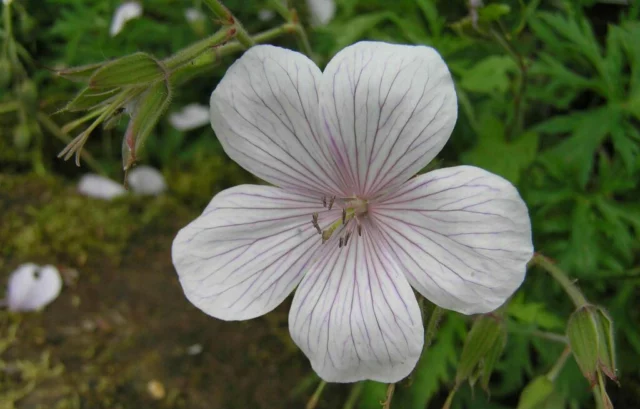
[89,53,165,89]
[456,314,507,387]
[0,59,12,88]
[567,305,617,386]
[516,376,557,409]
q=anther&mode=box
[342,208,346,225]
[311,213,322,234]
[328,196,335,210]
[358,224,362,236]
[322,196,327,208]
[339,237,343,248]
[344,232,351,245]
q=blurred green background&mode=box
[1,0,639,408]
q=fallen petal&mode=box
[110,1,143,37]
[78,173,127,200]
[168,103,210,131]
[127,165,167,195]
[7,264,63,312]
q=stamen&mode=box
[341,208,346,225]
[344,231,351,245]
[358,224,362,236]
[311,213,322,234]
[328,196,335,210]
[339,237,343,248]
[322,196,327,208]
[322,229,333,243]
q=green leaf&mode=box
[89,52,165,89]
[456,316,505,384]
[330,12,394,53]
[462,117,538,184]
[460,56,517,95]
[507,293,564,330]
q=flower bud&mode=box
[567,305,617,386]
[456,314,507,387]
[57,62,104,82]
[516,376,556,409]
[89,52,165,89]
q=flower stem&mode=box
[530,254,588,308]
[201,0,254,48]
[164,27,234,70]
[305,380,326,409]
[341,382,364,409]
[425,306,445,348]
[381,383,395,409]
[546,346,571,382]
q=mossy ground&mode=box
[0,173,344,409]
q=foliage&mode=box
[2,0,640,408]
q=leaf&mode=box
[507,293,564,330]
[462,117,538,184]
[460,56,517,95]
[330,12,394,53]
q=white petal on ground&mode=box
[7,264,63,312]
[289,223,423,383]
[168,104,210,131]
[78,174,126,200]
[210,45,347,197]
[307,0,335,26]
[109,2,143,37]
[372,166,533,314]
[185,7,205,23]
[319,41,457,198]
[172,185,335,321]
[127,165,167,196]
[257,8,275,22]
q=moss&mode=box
[0,173,187,268]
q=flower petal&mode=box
[307,0,336,26]
[172,185,328,321]
[109,1,142,37]
[373,166,533,314]
[289,223,424,382]
[319,42,457,197]
[169,103,210,131]
[210,45,346,197]
[7,264,63,312]
[78,174,126,200]
[127,165,167,196]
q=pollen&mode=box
[311,196,368,248]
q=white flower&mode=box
[7,264,62,312]
[185,7,205,23]
[127,165,167,196]
[172,42,533,383]
[110,2,143,37]
[257,8,275,22]
[168,104,210,131]
[78,174,126,200]
[307,0,335,26]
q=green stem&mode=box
[381,383,395,409]
[531,254,588,308]
[306,380,326,409]
[201,0,254,48]
[425,306,445,348]
[2,1,12,58]
[441,384,458,409]
[546,346,571,382]
[164,27,233,70]
[341,383,364,409]
[173,23,299,83]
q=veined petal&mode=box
[289,222,424,383]
[172,185,328,321]
[7,264,63,312]
[372,166,533,314]
[210,45,346,197]
[319,42,457,198]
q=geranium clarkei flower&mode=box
[172,42,533,383]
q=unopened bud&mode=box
[567,305,617,386]
[57,62,103,82]
[516,376,556,409]
[89,52,165,89]
[456,314,506,386]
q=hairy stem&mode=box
[201,0,254,48]
[530,254,588,308]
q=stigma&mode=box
[311,196,368,248]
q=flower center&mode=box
[311,196,368,247]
